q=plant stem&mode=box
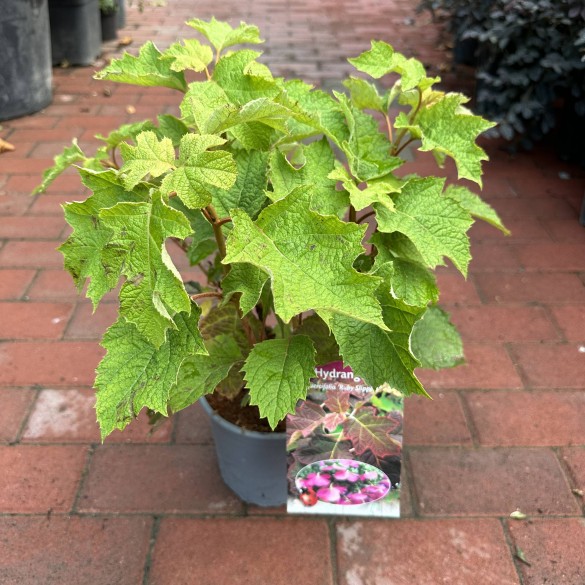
[349,205,357,223]
[391,87,423,155]
[357,210,376,224]
[216,216,232,227]
[384,113,393,143]
[205,205,227,260]
[190,291,223,302]
[394,137,415,156]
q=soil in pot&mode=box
[207,390,286,433]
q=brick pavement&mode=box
[1,0,584,583]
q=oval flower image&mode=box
[295,459,391,506]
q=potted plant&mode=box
[99,0,118,41]
[36,17,507,506]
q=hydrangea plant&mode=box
[36,18,507,439]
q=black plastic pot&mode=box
[116,0,125,28]
[200,397,287,507]
[100,9,117,41]
[48,0,101,66]
[0,0,53,121]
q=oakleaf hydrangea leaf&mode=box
[330,165,400,211]
[444,184,509,235]
[395,93,496,186]
[187,18,263,53]
[99,192,192,347]
[34,140,86,194]
[160,133,236,209]
[58,169,147,308]
[224,186,386,329]
[337,94,402,181]
[222,263,269,316]
[95,41,187,92]
[169,334,245,412]
[342,406,401,457]
[375,177,473,276]
[342,77,384,112]
[95,308,206,439]
[243,335,316,428]
[213,50,279,106]
[327,292,427,396]
[348,40,432,91]
[211,149,269,218]
[119,131,175,189]
[161,39,213,73]
[411,305,464,370]
[269,138,349,215]
[180,81,234,133]
[283,83,349,146]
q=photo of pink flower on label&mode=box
[296,459,391,506]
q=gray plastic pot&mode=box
[200,397,287,507]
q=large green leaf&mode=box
[269,138,349,216]
[95,41,187,91]
[395,93,495,186]
[187,18,263,53]
[213,50,279,106]
[375,177,473,276]
[58,169,147,308]
[243,335,316,428]
[95,308,206,439]
[411,305,464,370]
[327,292,427,396]
[211,149,269,218]
[160,39,213,73]
[99,192,192,347]
[119,131,175,189]
[444,184,509,235]
[224,186,386,328]
[160,134,237,209]
[180,81,233,133]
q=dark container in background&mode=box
[0,0,53,120]
[48,0,101,65]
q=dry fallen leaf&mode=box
[515,546,531,566]
[0,138,15,154]
[572,488,584,498]
[118,36,133,47]
[126,105,137,114]
[510,509,527,520]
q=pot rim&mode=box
[199,396,286,440]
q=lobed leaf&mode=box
[119,131,175,189]
[342,406,402,457]
[34,140,86,194]
[375,177,474,276]
[99,192,192,347]
[95,41,187,91]
[221,263,269,316]
[224,186,386,329]
[160,39,213,73]
[243,335,316,428]
[187,18,263,53]
[95,308,206,439]
[395,93,496,186]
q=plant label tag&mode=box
[286,361,403,517]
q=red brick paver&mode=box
[1,0,584,582]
